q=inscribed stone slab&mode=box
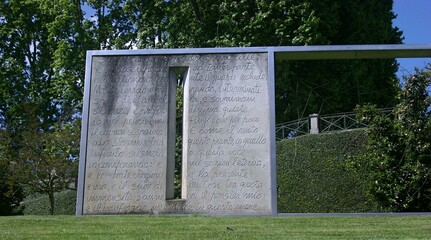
[83,56,169,214]
[175,53,271,214]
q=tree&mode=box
[274,0,402,122]
[162,0,402,122]
[83,0,169,49]
[0,0,87,214]
[80,0,402,122]
[353,64,431,211]
[166,0,324,48]
[12,120,80,215]
[41,0,92,118]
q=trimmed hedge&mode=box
[23,190,76,215]
[277,129,381,213]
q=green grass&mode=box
[1,215,430,239]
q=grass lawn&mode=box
[1,215,430,239]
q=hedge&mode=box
[276,129,382,213]
[23,190,76,215]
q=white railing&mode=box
[275,108,394,140]
[275,117,309,140]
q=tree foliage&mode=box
[274,0,402,122]
[0,0,86,214]
[13,121,80,215]
[166,0,324,47]
[78,0,402,122]
[353,64,431,211]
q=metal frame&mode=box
[81,44,431,58]
[76,44,431,215]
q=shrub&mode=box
[353,65,431,211]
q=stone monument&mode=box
[76,45,431,215]
[76,49,277,215]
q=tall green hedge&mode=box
[277,129,382,213]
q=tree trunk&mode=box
[48,189,55,215]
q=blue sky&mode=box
[393,0,431,78]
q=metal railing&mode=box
[275,117,309,140]
[275,108,394,141]
[319,112,368,133]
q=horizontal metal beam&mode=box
[87,44,431,61]
[273,44,431,60]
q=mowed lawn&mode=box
[1,215,430,239]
